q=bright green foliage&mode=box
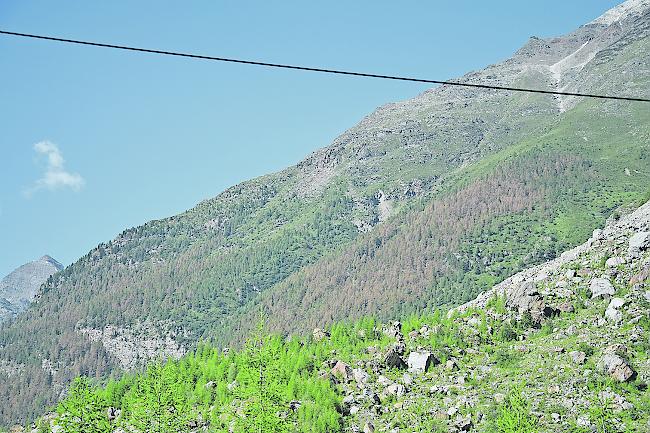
[41,287,650,433]
[120,362,191,433]
[56,377,110,433]
[490,385,537,433]
[587,394,617,433]
[232,315,293,433]
[53,319,344,433]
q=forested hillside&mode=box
[13,198,650,432]
[1,1,649,425]
[249,99,650,340]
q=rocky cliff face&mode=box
[0,256,63,323]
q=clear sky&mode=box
[0,0,624,276]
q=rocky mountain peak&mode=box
[0,255,63,323]
[38,255,64,270]
[590,0,650,26]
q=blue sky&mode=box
[0,0,623,276]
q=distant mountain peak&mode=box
[0,255,63,323]
[39,255,64,270]
[590,0,649,26]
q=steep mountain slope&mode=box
[1,1,649,425]
[0,256,62,323]
[25,198,650,433]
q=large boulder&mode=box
[628,231,649,257]
[331,361,353,382]
[407,351,439,373]
[505,281,558,324]
[590,278,615,298]
[506,281,541,313]
[384,347,407,369]
[604,298,625,323]
[598,352,636,382]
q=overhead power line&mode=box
[1,29,649,103]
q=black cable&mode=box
[1,29,649,103]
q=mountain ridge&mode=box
[0,0,649,425]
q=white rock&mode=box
[628,231,649,257]
[406,351,438,373]
[384,383,406,397]
[605,257,625,268]
[352,368,369,384]
[569,350,587,365]
[609,297,625,309]
[605,297,625,323]
[590,278,615,298]
[377,375,393,386]
[598,353,636,382]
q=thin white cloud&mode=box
[26,140,85,196]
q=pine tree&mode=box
[56,377,110,433]
[234,312,293,433]
[125,361,191,433]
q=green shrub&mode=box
[487,295,508,315]
[588,392,616,433]
[577,342,594,357]
[494,348,520,369]
[488,385,537,433]
[498,322,518,342]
